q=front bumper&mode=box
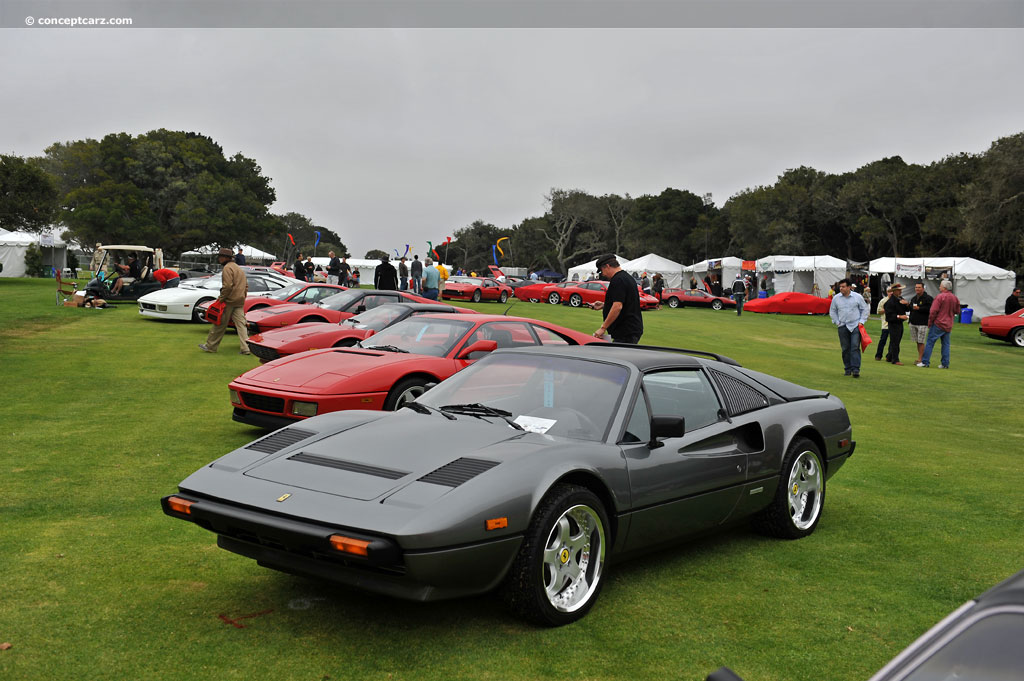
[162,494,522,601]
[230,384,389,429]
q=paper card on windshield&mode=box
[513,415,556,434]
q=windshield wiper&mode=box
[362,344,409,353]
[402,402,456,420]
[440,403,524,430]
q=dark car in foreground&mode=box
[163,344,854,626]
[708,567,1024,681]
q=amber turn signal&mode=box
[167,496,194,515]
[485,517,508,531]
[329,534,370,556]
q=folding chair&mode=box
[56,269,78,306]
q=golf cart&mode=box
[86,244,166,302]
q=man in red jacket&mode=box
[917,280,960,369]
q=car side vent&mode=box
[287,453,409,480]
[710,369,770,417]
[418,458,500,487]
[245,428,316,454]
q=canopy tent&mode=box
[756,255,846,297]
[0,229,67,278]
[566,255,627,282]
[619,253,685,288]
[690,256,745,293]
[869,257,1016,320]
[181,243,278,261]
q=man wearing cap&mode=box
[828,278,869,377]
[731,273,746,316]
[882,284,910,364]
[591,254,643,344]
[199,247,250,354]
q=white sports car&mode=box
[138,271,293,322]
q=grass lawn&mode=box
[1,278,1021,681]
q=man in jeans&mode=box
[421,257,440,300]
[410,255,423,294]
[828,278,869,378]
[918,279,960,369]
[398,256,409,291]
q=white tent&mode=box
[619,253,685,288]
[869,257,1016,320]
[691,256,745,291]
[567,254,628,282]
[182,243,278,261]
[757,255,846,297]
[0,229,67,278]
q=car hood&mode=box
[234,347,437,389]
[242,410,528,501]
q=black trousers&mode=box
[886,323,904,363]
[612,334,642,344]
[875,328,890,359]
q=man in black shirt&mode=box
[883,283,910,364]
[591,254,643,343]
[339,257,351,286]
[374,256,398,290]
[908,281,933,365]
[293,253,306,281]
[410,255,423,293]
[326,251,342,285]
[1006,288,1022,315]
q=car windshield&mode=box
[264,282,306,300]
[360,317,475,357]
[343,305,408,331]
[197,275,224,290]
[318,289,364,311]
[418,353,630,441]
[448,277,479,284]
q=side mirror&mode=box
[648,415,684,449]
[356,304,367,313]
[456,339,498,360]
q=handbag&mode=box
[206,300,227,325]
[858,323,873,352]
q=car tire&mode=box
[712,300,723,311]
[193,297,215,322]
[547,292,561,305]
[299,316,328,324]
[569,294,583,308]
[383,376,430,411]
[753,437,825,539]
[500,483,608,626]
[1012,328,1024,348]
[528,298,540,303]
[668,297,680,309]
[499,291,509,303]
[472,289,482,303]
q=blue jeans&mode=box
[412,277,422,294]
[838,325,861,374]
[920,325,951,367]
[423,287,438,301]
[399,277,408,291]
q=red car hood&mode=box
[233,347,438,391]
[248,303,310,321]
[251,322,370,349]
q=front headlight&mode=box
[291,401,318,417]
[229,389,241,405]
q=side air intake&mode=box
[287,453,409,480]
[710,369,770,417]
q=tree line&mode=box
[1,128,1021,277]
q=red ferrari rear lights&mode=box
[329,534,370,556]
[167,496,194,515]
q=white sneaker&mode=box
[915,362,927,367]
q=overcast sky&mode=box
[2,25,1022,258]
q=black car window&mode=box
[530,325,571,346]
[622,388,651,443]
[643,370,721,431]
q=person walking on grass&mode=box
[882,283,910,365]
[874,294,889,362]
[908,281,933,365]
[731,273,746,316]
[199,248,250,355]
[590,254,643,344]
[828,278,869,378]
[918,279,959,369]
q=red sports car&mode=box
[442,276,514,303]
[980,308,1024,347]
[660,288,737,310]
[196,282,347,323]
[513,281,557,302]
[743,292,831,315]
[542,280,660,310]
[246,302,479,363]
[244,288,436,335]
[229,313,602,429]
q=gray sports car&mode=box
[162,344,855,625]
